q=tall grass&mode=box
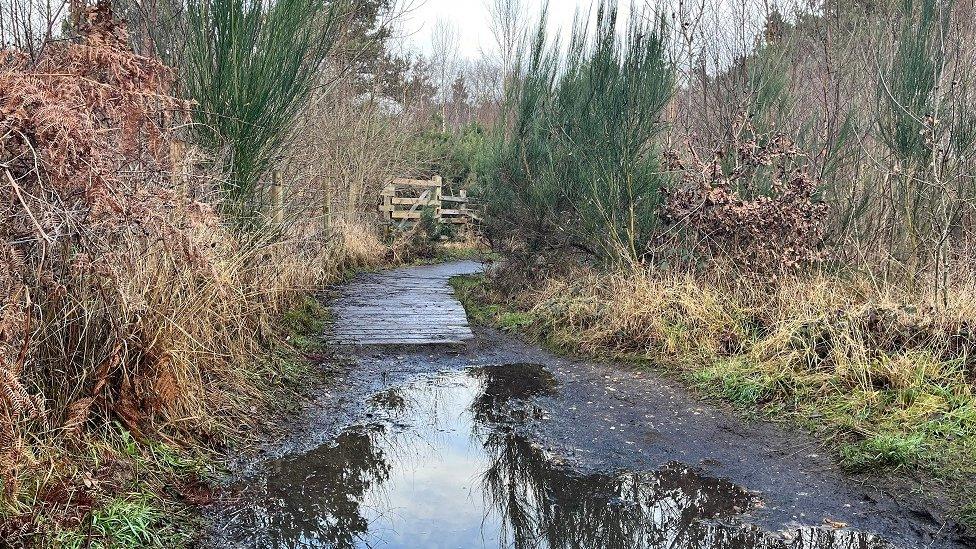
[484,0,675,263]
[0,5,414,544]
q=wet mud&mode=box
[216,366,892,548]
[206,262,969,548]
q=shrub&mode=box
[180,0,341,221]
[1,3,189,467]
[664,116,828,273]
[0,5,384,526]
[483,0,675,263]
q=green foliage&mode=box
[415,121,492,185]
[420,205,453,241]
[53,498,164,549]
[690,358,777,408]
[483,0,675,262]
[449,274,500,326]
[840,433,925,471]
[744,43,793,134]
[876,0,946,166]
[282,295,332,338]
[959,500,976,531]
[497,311,534,331]
[181,0,341,221]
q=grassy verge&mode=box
[451,269,976,528]
[10,246,482,547]
[2,294,336,547]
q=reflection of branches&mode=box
[482,431,746,548]
[480,432,890,549]
[236,426,392,548]
[227,367,893,549]
[470,363,558,425]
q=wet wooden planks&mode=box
[330,260,484,345]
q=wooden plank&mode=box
[392,178,441,188]
[328,260,483,346]
[391,197,433,206]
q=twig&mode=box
[4,168,53,245]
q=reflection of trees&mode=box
[233,426,391,548]
[481,433,891,548]
[481,432,752,549]
[225,364,892,549]
[470,363,558,424]
[475,367,892,549]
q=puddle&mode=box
[219,364,894,548]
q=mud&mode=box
[206,262,969,548]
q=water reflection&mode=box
[482,432,886,549]
[227,426,391,547]
[221,365,893,549]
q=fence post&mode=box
[432,175,443,222]
[271,170,284,225]
[322,176,333,240]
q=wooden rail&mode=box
[379,175,481,229]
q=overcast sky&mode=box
[400,0,598,59]
[397,0,777,72]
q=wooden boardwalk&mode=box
[330,260,484,345]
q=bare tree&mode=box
[430,18,460,131]
[486,0,526,88]
[0,0,68,57]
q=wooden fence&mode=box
[379,176,481,229]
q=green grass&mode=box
[282,295,332,353]
[36,424,201,549]
[959,500,976,531]
[840,434,926,471]
[11,294,340,548]
[497,311,534,330]
[52,497,165,549]
[450,274,497,324]
[690,360,774,408]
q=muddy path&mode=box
[207,261,969,548]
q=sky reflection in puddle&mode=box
[222,364,893,549]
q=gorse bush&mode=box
[181,0,341,222]
[484,0,675,263]
[877,0,946,168]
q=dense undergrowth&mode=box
[0,2,474,545]
[453,267,976,527]
[460,0,976,530]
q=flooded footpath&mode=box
[206,262,969,548]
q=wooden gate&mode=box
[379,176,480,229]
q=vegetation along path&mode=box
[210,261,968,548]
